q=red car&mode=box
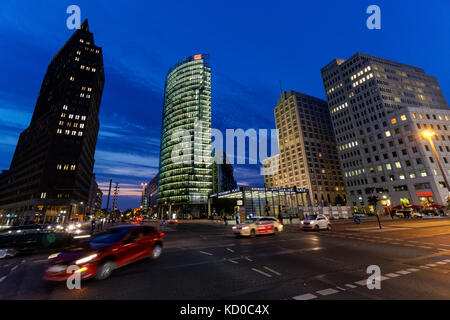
[44,225,164,282]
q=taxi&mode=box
[232,217,283,237]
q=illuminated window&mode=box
[65,130,70,135]
[412,113,417,119]
[40,193,47,199]
[70,76,75,81]
[75,115,80,120]
[385,131,391,137]
[80,124,85,129]
[78,131,83,136]
[57,129,62,134]
[63,165,69,170]
[386,164,392,170]
[63,105,68,110]
[69,114,74,119]
[391,118,397,124]
[400,115,407,121]
[395,162,402,169]
[71,131,76,136]
[61,113,66,118]
[56,164,62,170]
[70,165,76,171]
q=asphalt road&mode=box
[0,218,449,300]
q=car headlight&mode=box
[301,221,304,224]
[242,226,249,230]
[48,253,60,260]
[75,254,98,265]
[232,226,237,229]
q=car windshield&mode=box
[244,218,258,224]
[306,215,318,220]
[90,229,129,244]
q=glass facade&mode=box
[158,54,213,208]
[209,187,311,218]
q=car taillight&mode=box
[160,233,165,237]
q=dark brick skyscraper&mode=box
[0,20,105,225]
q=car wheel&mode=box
[250,229,256,237]
[150,244,162,260]
[314,225,319,231]
[274,227,279,235]
[95,260,115,280]
[327,224,332,231]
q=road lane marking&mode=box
[199,251,213,256]
[336,286,346,291]
[227,259,239,264]
[396,270,411,275]
[0,276,6,283]
[385,273,400,278]
[345,284,357,289]
[293,293,317,300]
[251,268,273,278]
[380,276,390,281]
[420,246,432,249]
[317,288,339,296]
[445,259,450,263]
[419,266,430,269]
[11,265,18,271]
[245,257,253,262]
[355,280,367,286]
[436,261,447,265]
[406,268,419,272]
[426,264,438,267]
[226,248,235,253]
[263,266,281,276]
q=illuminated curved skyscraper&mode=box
[158,54,212,218]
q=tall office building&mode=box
[212,151,238,194]
[0,20,105,225]
[158,54,213,217]
[321,53,450,208]
[264,91,347,206]
[86,174,103,215]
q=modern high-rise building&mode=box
[321,53,450,208]
[157,54,213,218]
[0,20,105,225]
[212,151,238,194]
[264,91,347,206]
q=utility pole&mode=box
[105,179,112,215]
[113,182,120,212]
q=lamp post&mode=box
[421,130,450,193]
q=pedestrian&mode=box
[224,215,228,226]
[289,215,293,224]
[390,210,394,220]
[91,219,96,234]
[235,215,240,225]
[278,212,283,224]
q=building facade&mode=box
[146,174,159,213]
[264,91,347,206]
[157,54,213,218]
[0,20,105,225]
[86,174,103,215]
[212,151,238,194]
[321,53,450,208]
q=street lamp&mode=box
[421,130,450,193]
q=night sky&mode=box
[0,1,449,210]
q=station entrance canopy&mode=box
[208,187,310,218]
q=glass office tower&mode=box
[158,54,213,218]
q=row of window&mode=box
[56,164,77,171]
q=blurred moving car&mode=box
[232,217,283,237]
[301,214,332,231]
[393,210,423,218]
[0,225,71,259]
[44,225,164,281]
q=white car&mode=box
[232,217,283,237]
[301,214,332,231]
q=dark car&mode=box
[44,225,164,281]
[0,225,71,259]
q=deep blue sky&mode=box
[0,1,449,209]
